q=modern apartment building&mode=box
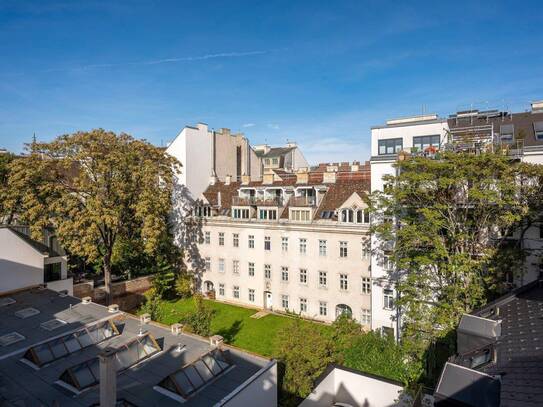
[369,99,543,339]
[192,163,374,327]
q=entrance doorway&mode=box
[264,291,273,309]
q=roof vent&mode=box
[0,332,25,347]
[531,100,543,112]
[140,313,151,324]
[40,319,67,331]
[15,307,40,319]
[82,296,92,304]
[58,290,69,298]
[171,323,183,336]
[210,334,224,348]
[108,304,119,313]
[0,297,16,307]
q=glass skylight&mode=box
[23,319,119,367]
[0,332,25,347]
[58,332,160,392]
[0,297,16,307]
[15,307,40,319]
[157,349,232,400]
[40,319,67,331]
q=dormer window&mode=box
[194,206,211,217]
[232,208,250,219]
[356,209,370,224]
[341,209,354,223]
[259,209,277,220]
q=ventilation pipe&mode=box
[99,347,117,407]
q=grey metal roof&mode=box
[457,314,501,339]
[0,288,271,406]
[255,146,295,158]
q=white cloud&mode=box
[267,123,280,130]
[242,123,256,128]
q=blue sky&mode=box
[1,0,542,163]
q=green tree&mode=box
[175,272,194,298]
[140,288,164,321]
[181,295,215,336]
[152,258,177,299]
[0,152,15,222]
[370,151,543,359]
[8,129,180,304]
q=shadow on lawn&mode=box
[216,319,243,343]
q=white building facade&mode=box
[192,164,373,326]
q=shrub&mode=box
[140,289,163,321]
[175,273,193,298]
[181,295,215,336]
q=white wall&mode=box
[300,366,404,407]
[220,360,277,407]
[0,228,45,293]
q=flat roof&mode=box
[0,288,271,406]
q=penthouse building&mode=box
[191,162,376,328]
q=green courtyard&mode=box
[152,298,329,356]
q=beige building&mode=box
[191,162,373,326]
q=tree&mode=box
[8,129,180,304]
[175,272,194,298]
[0,152,15,222]
[181,294,215,336]
[140,288,164,321]
[370,151,543,359]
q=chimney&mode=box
[351,164,359,172]
[323,170,337,184]
[296,168,309,184]
[210,335,224,348]
[531,100,543,113]
[225,175,232,185]
[220,128,231,137]
[241,174,251,185]
[209,174,217,186]
[99,347,117,407]
[218,191,222,207]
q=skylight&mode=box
[0,332,25,347]
[23,319,119,367]
[15,307,40,319]
[0,297,16,307]
[58,332,161,392]
[40,319,67,331]
[156,349,233,400]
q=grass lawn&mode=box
[155,298,328,356]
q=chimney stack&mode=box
[225,175,232,185]
[99,347,117,407]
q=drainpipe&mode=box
[99,347,117,407]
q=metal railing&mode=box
[232,196,283,206]
[289,196,317,207]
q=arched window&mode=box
[341,209,354,223]
[335,304,353,318]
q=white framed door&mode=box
[264,291,273,309]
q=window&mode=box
[281,266,289,282]
[299,269,307,284]
[205,257,211,272]
[233,286,240,299]
[218,259,225,273]
[259,209,277,220]
[319,271,327,287]
[204,231,211,244]
[232,208,250,219]
[361,277,371,294]
[299,238,307,254]
[319,301,327,316]
[248,262,255,277]
[219,284,225,296]
[218,232,225,246]
[281,237,288,252]
[341,209,354,223]
[281,295,289,309]
[378,138,403,155]
[357,209,370,224]
[361,309,371,325]
[248,235,255,249]
[340,241,348,258]
[361,241,370,259]
[248,289,255,302]
[382,326,394,338]
[264,236,271,251]
[413,135,440,151]
[470,348,493,369]
[291,209,311,222]
[340,274,348,291]
[44,263,61,282]
[195,206,211,217]
[264,264,271,279]
[383,256,394,271]
[500,124,514,143]
[300,298,307,313]
[272,157,279,165]
[232,260,239,274]
[383,289,394,310]
[233,233,239,247]
[535,121,543,141]
[319,240,327,256]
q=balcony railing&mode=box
[232,196,283,206]
[289,196,317,207]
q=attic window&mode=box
[321,210,334,219]
[500,124,514,143]
[0,297,16,307]
[40,319,67,331]
[470,347,493,369]
[534,122,543,141]
[15,308,40,319]
[0,332,25,347]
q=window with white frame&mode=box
[361,241,370,259]
[233,233,239,247]
[299,238,307,254]
[205,257,211,272]
[340,241,348,258]
[340,274,348,291]
[341,209,354,223]
[281,266,289,282]
[218,258,225,273]
[383,255,394,271]
[413,135,440,151]
[360,308,371,325]
[232,260,239,274]
[248,289,255,302]
[248,262,255,277]
[233,286,240,299]
[319,239,327,256]
[204,231,211,244]
[259,209,277,220]
[264,264,271,279]
[300,298,307,313]
[219,283,225,296]
[290,209,311,222]
[319,271,327,287]
[378,138,403,155]
[361,277,371,294]
[281,237,288,252]
[281,295,289,309]
[535,122,543,141]
[248,235,255,249]
[264,236,271,251]
[319,301,327,316]
[232,208,250,219]
[218,232,225,246]
[383,289,394,310]
[357,209,370,224]
[299,268,307,284]
[195,206,211,217]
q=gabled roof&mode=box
[1,226,61,257]
[255,146,296,158]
